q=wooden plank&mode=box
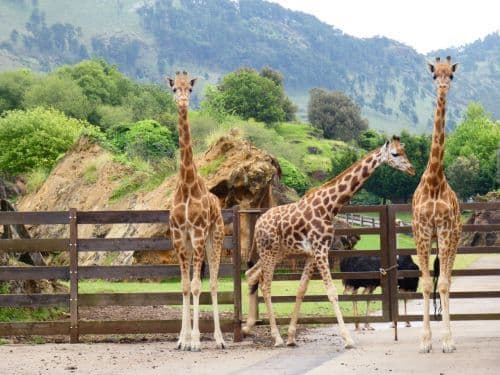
[398,246,500,255]
[0,266,69,280]
[77,236,233,252]
[0,294,69,307]
[329,250,382,258]
[0,211,69,225]
[0,238,68,252]
[334,227,382,235]
[273,271,381,281]
[257,294,383,303]
[397,269,500,277]
[399,313,500,321]
[78,263,234,279]
[395,223,500,234]
[256,316,386,326]
[77,210,169,224]
[0,321,70,336]
[78,292,234,306]
[78,319,234,334]
[339,205,385,214]
[460,202,500,210]
[398,291,500,299]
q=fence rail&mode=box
[0,202,499,342]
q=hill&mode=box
[0,0,498,133]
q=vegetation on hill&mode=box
[1,1,499,134]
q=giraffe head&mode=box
[381,135,415,176]
[166,71,197,108]
[428,56,458,95]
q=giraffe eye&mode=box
[450,74,454,80]
[432,74,437,80]
[189,88,193,93]
[173,88,177,93]
[391,152,399,157]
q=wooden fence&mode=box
[0,202,499,343]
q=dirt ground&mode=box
[1,255,500,375]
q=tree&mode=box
[308,88,368,141]
[0,107,88,175]
[0,69,35,114]
[445,103,499,195]
[23,75,93,120]
[203,68,287,124]
[447,156,480,200]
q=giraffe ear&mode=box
[165,77,175,88]
[451,63,459,72]
[427,63,435,73]
[190,78,197,87]
[384,140,390,148]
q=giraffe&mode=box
[412,56,461,353]
[166,71,226,351]
[243,136,415,347]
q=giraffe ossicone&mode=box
[243,136,414,348]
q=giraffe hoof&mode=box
[274,337,285,348]
[344,338,355,349]
[215,341,227,349]
[406,322,412,328]
[442,341,456,353]
[286,339,297,347]
[419,343,432,353]
[241,325,251,336]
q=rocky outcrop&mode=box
[461,191,500,247]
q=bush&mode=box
[0,107,87,175]
[107,120,176,161]
[278,157,310,195]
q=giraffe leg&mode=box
[242,260,262,336]
[189,237,206,352]
[287,257,315,346]
[316,251,354,349]
[415,233,432,353]
[206,215,226,349]
[363,287,375,331]
[172,230,192,351]
[438,229,458,353]
[349,288,360,331]
[260,259,284,347]
[404,297,411,327]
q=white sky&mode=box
[268,0,500,53]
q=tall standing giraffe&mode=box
[167,71,226,351]
[243,137,415,347]
[412,56,461,353]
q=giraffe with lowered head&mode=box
[167,71,226,351]
[243,136,415,347]
[412,56,461,353]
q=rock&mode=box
[461,191,500,247]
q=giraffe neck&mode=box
[306,147,384,217]
[177,105,197,183]
[424,91,446,179]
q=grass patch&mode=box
[199,155,225,177]
[25,167,49,193]
[0,307,66,323]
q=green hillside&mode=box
[0,0,498,133]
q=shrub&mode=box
[0,107,87,175]
[107,120,176,161]
[278,157,310,195]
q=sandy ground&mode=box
[1,255,500,375]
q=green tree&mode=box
[0,69,35,113]
[358,129,385,151]
[445,103,499,195]
[330,146,361,177]
[0,107,88,175]
[308,88,368,141]
[203,68,286,124]
[447,155,481,200]
[278,157,310,195]
[108,120,176,161]
[23,75,93,120]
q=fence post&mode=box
[0,199,12,239]
[386,205,399,340]
[379,206,393,325]
[69,208,79,343]
[232,205,242,342]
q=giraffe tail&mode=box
[433,254,442,319]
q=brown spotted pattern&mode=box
[242,138,414,347]
[411,57,461,354]
[167,72,226,351]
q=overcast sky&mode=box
[268,0,500,53]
